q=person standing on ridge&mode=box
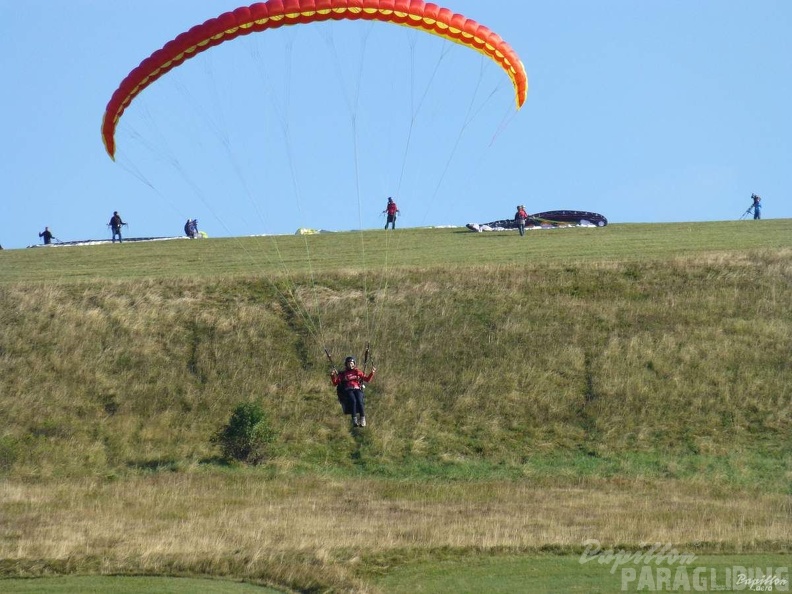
[331,356,376,427]
[751,194,762,220]
[38,227,54,245]
[184,218,199,238]
[514,205,529,236]
[384,197,399,230]
[109,211,125,243]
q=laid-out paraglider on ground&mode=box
[466,210,608,232]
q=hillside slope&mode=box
[1,222,789,479]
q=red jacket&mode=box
[332,368,374,390]
[386,202,398,215]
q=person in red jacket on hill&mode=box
[514,204,529,236]
[384,197,399,230]
[331,356,376,427]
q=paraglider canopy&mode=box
[101,0,528,159]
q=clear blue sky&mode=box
[2,1,790,249]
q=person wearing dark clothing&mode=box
[184,218,199,238]
[39,227,54,245]
[752,194,762,220]
[109,211,124,243]
[331,356,376,427]
[514,205,529,236]
[384,197,399,230]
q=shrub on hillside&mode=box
[212,402,275,464]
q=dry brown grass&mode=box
[2,474,787,563]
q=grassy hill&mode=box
[0,221,789,592]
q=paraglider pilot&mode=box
[331,356,376,428]
[109,211,125,243]
[751,194,762,220]
[39,227,54,245]
[384,197,399,230]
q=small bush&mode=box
[212,402,275,464]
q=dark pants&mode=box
[385,215,396,230]
[754,208,761,220]
[346,389,365,418]
[518,222,526,236]
[112,227,123,243]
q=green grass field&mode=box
[1,221,789,593]
[1,554,787,593]
[0,576,282,594]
